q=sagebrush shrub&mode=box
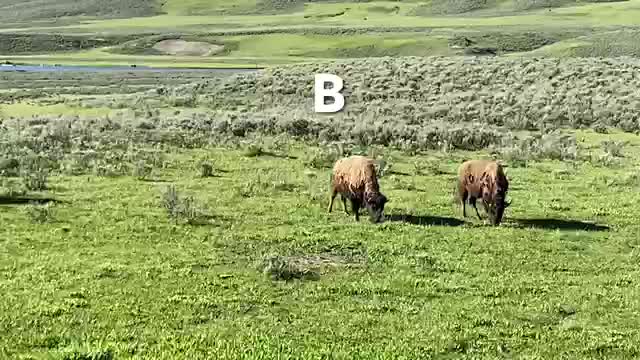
[161,185,208,224]
[601,140,625,158]
[1,178,26,197]
[4,56,640,179]
[200,161,214,177]
[304,148,339,169]
[25,202,55,224]
[21,167,48,191]
[134,160,153,180]
[162,184,181,219]
[243,143,264,157]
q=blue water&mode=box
[0,64,261,73]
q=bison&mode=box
[456,159,510,225]
[328,155,388,223]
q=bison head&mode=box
[490,191,509,225]
[365,192,387,223]
[482,174,509,226]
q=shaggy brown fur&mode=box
[456,159,510,225]
[328,155,388,223]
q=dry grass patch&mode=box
[260,252,368,281]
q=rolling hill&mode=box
[0,0,159,22]
[0,0,634,21]
[0,0,638,67]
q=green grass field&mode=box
[2,56,640,358]
[3,134,640,359]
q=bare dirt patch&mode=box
[152,39,224,56]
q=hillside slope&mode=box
[0,0,634,23]
[0,0,159,22]
[0,0,638,67]
[161,0,638,16]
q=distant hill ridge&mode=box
[0,0,631,22]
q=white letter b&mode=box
[314,74,344,113]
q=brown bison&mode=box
[456,159,510,225]
[328,155,388,223]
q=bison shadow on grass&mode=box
[510,218,610,232]
[387,214,465,227]
[0,196,64,206]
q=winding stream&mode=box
[0,64,262,73]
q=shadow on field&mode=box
[388,214,465,227]
[388,170,411,176]
[512,218,610,231]
[250,151,297,160]
[0,196,63,205]
[185,214,231,226]
[140,178,173,183]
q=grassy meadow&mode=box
[2,56,640,358]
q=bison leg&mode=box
[341,194,349,214]
[457,179,469,218]
[469,197,482,220]
[328,189,337,213]
[351,199,361,222]
[460,189,468,218]
[482,200,490,215]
